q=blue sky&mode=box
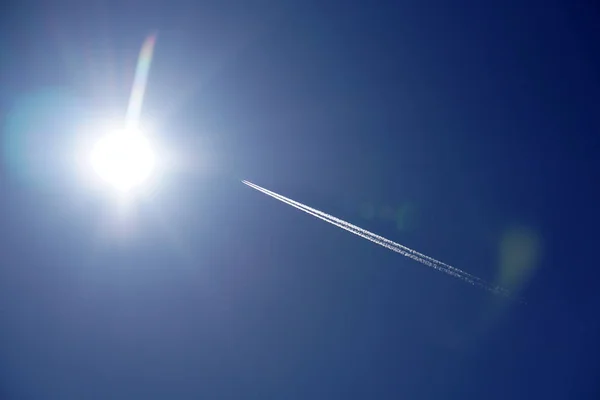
[1,1,599,398]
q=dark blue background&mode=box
[1,1,599,398]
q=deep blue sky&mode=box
[1,1,599,398]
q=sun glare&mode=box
[90,128,155,194]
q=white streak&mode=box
[243,180,513,298]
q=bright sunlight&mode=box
[90,127,155,194]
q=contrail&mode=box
[243,180,512,298]
[245,181,487,286]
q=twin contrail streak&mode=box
[243,180,512,298]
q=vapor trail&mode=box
[243,180,512,297]
[244,181,487,286]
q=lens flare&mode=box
[126,34,157,129]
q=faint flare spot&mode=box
[360,203,376,220]
[2,88,84,187]
[497,225,542,291]
[395,204,416,232]
[379,205,395,220]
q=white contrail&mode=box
[244,181,487,286]
[243,180,512,297]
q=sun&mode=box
[89,127,156,194]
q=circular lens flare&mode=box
[90,130,155,193]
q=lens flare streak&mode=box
[126,34,157,129]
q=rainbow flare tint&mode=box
[126,34,157,128]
